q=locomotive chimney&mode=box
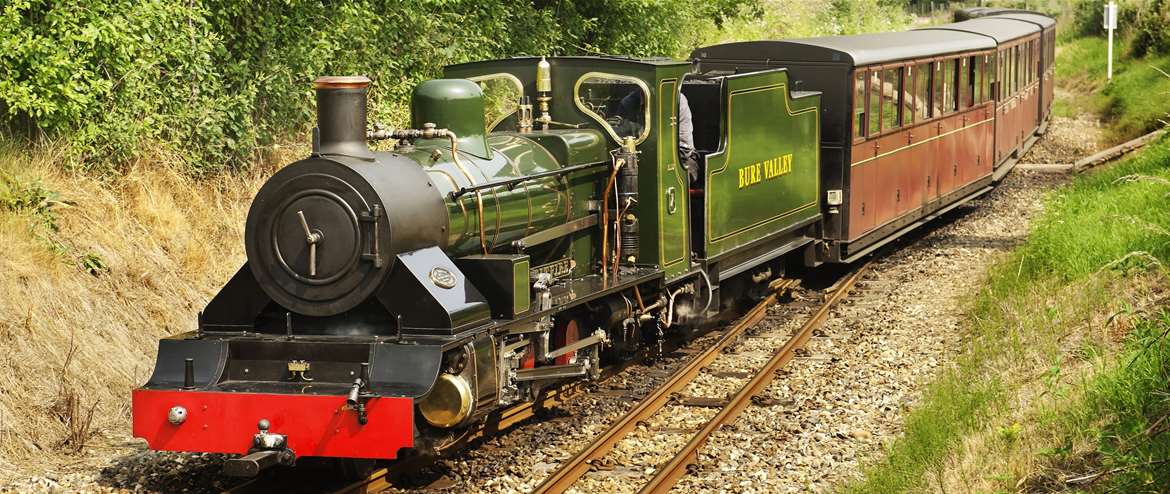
[312,75,374,160]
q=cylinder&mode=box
[418,373,474,428]
[313,76,374,160]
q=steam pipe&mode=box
[368,126,490,254]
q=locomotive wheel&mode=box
[552,319,579,366]
[521,341,536,369]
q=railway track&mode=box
[531,263,869,494]
[222,266,865,494]
[221,322,692,494]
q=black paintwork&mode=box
[375,246,491,335]
[456,254,529,319]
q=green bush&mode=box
[0,0,751,175]
[1070,0,1170,57]
[1130,0,1170,56]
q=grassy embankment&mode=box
[842,33,1170,494]
[1055,36,1170,142]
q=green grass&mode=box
[1066,312,1170,492]
[1057,36,1170,141]
[1018,139,1170,280]
[841,135,1170,493]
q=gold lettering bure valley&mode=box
[737,153,793,189]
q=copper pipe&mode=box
[444,132,489,255]
[599,158,624,283]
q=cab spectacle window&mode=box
[573,73,652,145]
[467,73,524,132]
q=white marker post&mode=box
[1104,1,1118,80]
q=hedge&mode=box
[0,0,748,174]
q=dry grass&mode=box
[0,142,285,482]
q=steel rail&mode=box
[224,351,640,494]
[530,279,802,494]
[638,263,869,494]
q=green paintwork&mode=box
[401,132,603,273]
[702,69,821,258]
[513,258,530,315]
[445,57,694,279]
[412,79,491,159]
[505,130,608,166]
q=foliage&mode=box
[1056,36,1170,142]
[0,169,64,231]
[0,0,755,175]
[1129,0,1170,57]
[1070,0,1170,56]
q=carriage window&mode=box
[970,57,978,105]
[943,59,956,113]
[932,62,944,117]
[915,62,931,121]
[997,50,1005,98]
[1024,43,1034,84]
[989,53,997,100]
[1012,46,1020,94]
[980,55,991,103]
[973,57,983,103]
[854,71,866,138]
[1025,44,1031,84]
[905,65,916,124]
[1003,49,1010,97]
[882,68,901,130]
[868,70,881,136]
[958,58,970,110]
[573,73,652,144]
[1007,48,1014,96]
[468,73,523,132]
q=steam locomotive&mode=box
[132,10,1055,477]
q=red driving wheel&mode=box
[552,319,580,366]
